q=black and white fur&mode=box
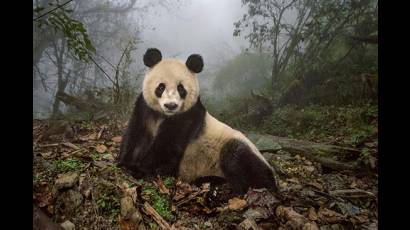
[117,48,277,194]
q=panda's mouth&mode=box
[163,110,177,116]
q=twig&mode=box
[97,126,105,140]
[62,142,80,150]
[38,143,59,148]
[330,189,376,199]
[33,0,75,21]
[312,190,344,202]
[175,185,210,207]
[142,202,171,230]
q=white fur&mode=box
[142,59,199,116]
[142,58,273,183]
[179,113,273,182]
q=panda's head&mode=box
[142,48,204,116]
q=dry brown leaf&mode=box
[155,177,170,195]
[39,151,53,158]
[302,222,319,230]
[318,207,345,224]
[79,133,98,141]
[350,213,369,224]
[112,136,123,143]
[277,206,310,229]
[96,144,108,153]
[118,216,138,230]
[228,197,247,211]
[306,181,324,191]
[307,207,318,221]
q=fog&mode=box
[33,0,249,118]
[33,0,378,120]
[139,0,247,65]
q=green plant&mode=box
[34,2,96,63]
[142,186,175,222]
[97,193,120,219]
[91,152,100,161]
[54,158,84,172]
[163,177,174,188]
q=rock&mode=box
[60,220,75,230]
[130,210,142,224]
[138,223,147,230]
[228,197,247,211]
[121,196,137,219]
[238,218,261,230]
[55,172,79,190]
[56,190,83,217]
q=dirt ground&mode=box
[33,119,378,230]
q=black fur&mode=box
[177,83,187,99]
[155,83,166,98]
[186,54,204,73]
[117,93,206,178]
[143,48,162,67]
[220,139,278,194]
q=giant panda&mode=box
[117,48,278,194]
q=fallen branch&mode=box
[56,91,108,113]
[330,189,376,199]
[142,202,171,230]
[38,143,59,148]
[175,183,210,207]
[248,134,363,172]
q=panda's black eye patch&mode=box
[155,83,166,98]
[177,83,187,99]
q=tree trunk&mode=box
[51,40,68,118]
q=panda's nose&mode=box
[164,103,178,110]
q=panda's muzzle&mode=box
[164,102,178,110]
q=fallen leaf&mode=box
[302,222,319,230]
[96,144,107,153]
[39,151,53,158]
[79,133,98,141]
[306,181,324,191]
[317,207,346,223]
[238,218,261,230]
[112,136,122,143]
[228,197,247,210]
[155,177,170,195]
[350,212,369,224]
[307,207,318,221]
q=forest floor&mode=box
[33,119,378,230]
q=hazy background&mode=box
[33,0,248,118]
[33,0,378,142]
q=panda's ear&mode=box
[186,54,204,73]
[143,48,162,67]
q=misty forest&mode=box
[33,0,378,229]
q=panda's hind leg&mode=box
[220,139,277,194]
